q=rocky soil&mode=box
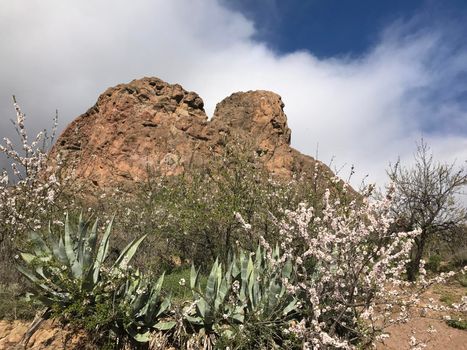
[0,320,88,350]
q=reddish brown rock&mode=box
[49,77,335,189]
[0,320,89,350]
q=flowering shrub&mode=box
[0,98,79,284]
[0,98,60,234]
[258,184,464,349]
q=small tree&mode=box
[387,140,467,281]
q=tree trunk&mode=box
[407,234,426,281]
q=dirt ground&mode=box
[377,283,467,350]
[0,284,465,349]
[377,317,467,350]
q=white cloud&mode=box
[0,0,466,192]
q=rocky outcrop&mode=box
[49,77,335,189]
[0,320,88,350]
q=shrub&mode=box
[99,141,328,275]
[446,318,467,330]
[0,98,80,287]
[259,184,462,348]
[426,254,443,272]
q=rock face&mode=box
[0,320,88,350]
[49,77,334,189]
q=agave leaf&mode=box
[113,234,147,271]
[246,256,254,295]
[239,253,249,300]
[70,260,83,280]
[225,261,233,286]
[34,265,48,280]
[216,262,222,299]
[282,259,293,279]
[266,281,280,314]
[197,298,207,318]
[154,321,176,330]
[76,213,86,266]
[16,265,41,284]
[282,298,298,316]
[247,255,253,277]
[64,214,78,273]
[254,245,262,267]
[205,259,219,304]
[190,264,199,290]
[156,297,171,317]
[217,276,229,309]
[127,328,150,343]
[82,219,98,272]
[240,252,247,280]
[20,252,37,264]
[29,232,51,256]
[93,217,114,283]
[132,293,148,316]
[153,272,164,295]
[58,237,69,266]
[145,280,165,320]
[231,254,240,277]
[50,236,68,265]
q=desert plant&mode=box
[118,270,175,343]
[185,260,233,332]
[183,246,299,348]
[16,213,153,346]
[217,246,299,349]
[17,214,146,305]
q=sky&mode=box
[0,0,466,191]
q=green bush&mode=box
[446,319,467,330]
[95,141,331,276]
[426,254,442,272]
[457,274,467,287]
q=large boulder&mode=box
[49,77,335,189]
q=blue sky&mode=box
[224,0,467,57]
[0,0,466,189]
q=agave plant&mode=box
[118,270,175,343]
[17,213,147,307]
[17,214,149,342]
[234,245,298,323]
[184,245,298,347]
[186,259,234,329]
